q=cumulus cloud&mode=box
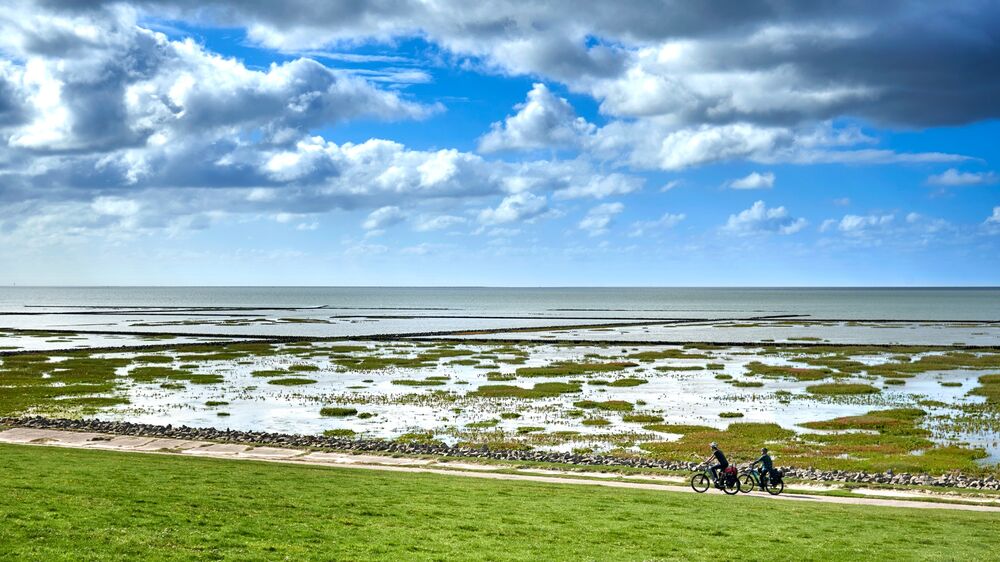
[628,212,685,237]
[553,173,642,200]
[0,6,432,156]
[590,120,966,171]
[478,83,595,153]
[114,0,1000,129]
[927,168,998,186]
[820,213,894,236]
[724,201,806,236]
[362,206,405,230]
[2,0,997,255]
[726,171,774,190]
[478,192,548,225]
[987,207,1000,224]
[578,202,624,236]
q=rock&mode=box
[1,415,995,490]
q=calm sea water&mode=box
[0,287,998,320]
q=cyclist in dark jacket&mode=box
[752,448,774,484]
[704,442,729,486]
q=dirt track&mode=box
[2,427,997,512]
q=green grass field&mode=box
[0,444,997,561]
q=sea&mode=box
[1,286,999,321]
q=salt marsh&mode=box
[4,337,998,473]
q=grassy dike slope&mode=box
[0,444,996,561]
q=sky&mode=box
[1,1,999,286]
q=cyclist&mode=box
[704,442,729,487]
[751,447,774,486]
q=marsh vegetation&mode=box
[2,337,999,473]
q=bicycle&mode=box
[738,465,784,495]
[691,464,740,495]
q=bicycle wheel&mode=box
[723,477,740,495]
[691,473,710,493]
[766,479,784,495]
[739,474,755,493]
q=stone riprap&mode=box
[3,416,998,491]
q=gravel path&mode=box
[2,427,997,512]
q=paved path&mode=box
[2,427,997,513]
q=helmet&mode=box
[761,447,768,454]
[710,442,718,449]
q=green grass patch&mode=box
[970,373,1000,404]
[606,378,647,387]
[573,400,634,412]
[133,355,174,364]
[268,378,317,386]
[642,424,715,434]
[622,414,664,423]
[471,382,581,399]
[806,383,880,395]
[320,407,358,417]
[392,379,447,387]
[745,361,832,381]
[322,429,356,437]
[515,361,637,378]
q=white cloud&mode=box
[821,213,894,236]
[726,171,775,190]
[362,206,405,230]
[212,2,1000,134]
[478,83,595,153]
[553,173,642,200]
[0,1,994,258]
[578,202,624,236]
[927,168,998,186]
[0,7,433,155]
[414,214,467,232]
[660,180,682,192]
[987,207,1000,224]
[478,192,548,225]
[629,212,685,237]
[91,197,141,217]
[723,201,806,236]
[591,120,967,171]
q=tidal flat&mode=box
[3,336,999,474]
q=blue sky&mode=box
[1,1,999,286]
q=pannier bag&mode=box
[724,466,738,485]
